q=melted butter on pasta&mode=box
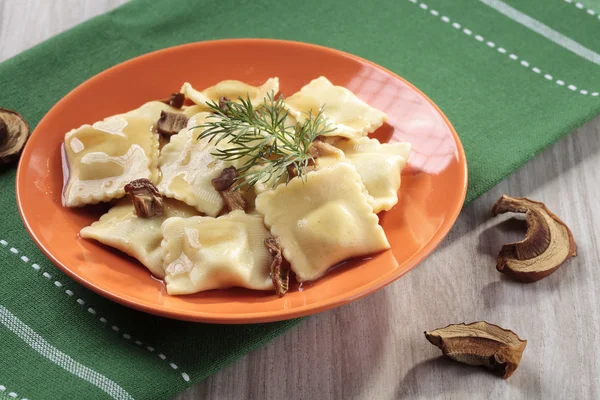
[161,211,274,295]
[285,76,387,139]
[255,162,390,282]
[157,112,243,216]
[318,137,411,213]
[180,78,279,109]
[62,116,159,207]
[80,198,199,278]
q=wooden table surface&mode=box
[2,1,599,399]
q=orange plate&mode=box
[16,39,467,324]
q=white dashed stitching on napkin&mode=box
[411,1,599,97]
[563,0,600,19]
[0,384,28,400]
[1,239,191,383]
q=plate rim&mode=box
[16,38,468,324]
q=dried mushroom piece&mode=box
[492,195,577,282]
[211,166,246,212]
[156,111,188,136]
[211,166,239,191]
[218,96,231,112]
[265,236,289,297]
[286,160,315,178]
[307,140,344,158]
[124,178,164,218]
[284,141,340,179]
[160,92,185,109]
[0,108,30,165]
[425,322,527,379]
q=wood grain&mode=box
[2,1,599,399]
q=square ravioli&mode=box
[157,112,240,216]
[80,198,199,278]
[161,211,274,295]
[255,162,390,282]
[285,76,387,139]
[62,116,159,207]
[318,137,411,213]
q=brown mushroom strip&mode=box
[211,166,246,212]
[425,322,527,379]
[0,108,30,165]
[265,236,289,297]
[160,92,185,109]
[286,160,316,179]
[156,111,188,136]
[124,178,164,218]
[218,96,231,112]
[492,195,577,282]
[211,166,238,191]
[307,140,343,158]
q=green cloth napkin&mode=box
[1,0,599,398]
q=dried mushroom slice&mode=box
[157,111,189,136]
[286,159,315,178]
[0,108,30,165]
[307,140,344,158]
[160,92,185,109]
[265,236,289,297]
[211,166,246,212]
[211,165,238,191]
[492,195,577,282]
[218,96,231,112]
[425,322,527,379]
[124,178,164,218]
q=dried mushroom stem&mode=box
[160,92,185,109]
[124,178,164,218]
[425,322,527,379]
[492,195,576,282]
[265,236,289,297]
[0,108,30,165]
[211,166,246,212]
[156,111,188,136]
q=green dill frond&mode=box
[190,91,334,190]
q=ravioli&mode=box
[285,76,387,139]
[157,112,241,216]
[80,198,199,278]
[180,78,279,109]
[255,162,390,282]
[62,116,159,207]
[162,211,274,295]
[318,137,411,213]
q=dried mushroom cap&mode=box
[0,108,30,165]
[492,195,576,282]
[425,322,527,379]
[156,111,189,136]
[211,166,245,212]
[160,92,185,109]
[265,236,289,297]
[124,178,164,218]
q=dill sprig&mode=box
[193,92,333,189]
